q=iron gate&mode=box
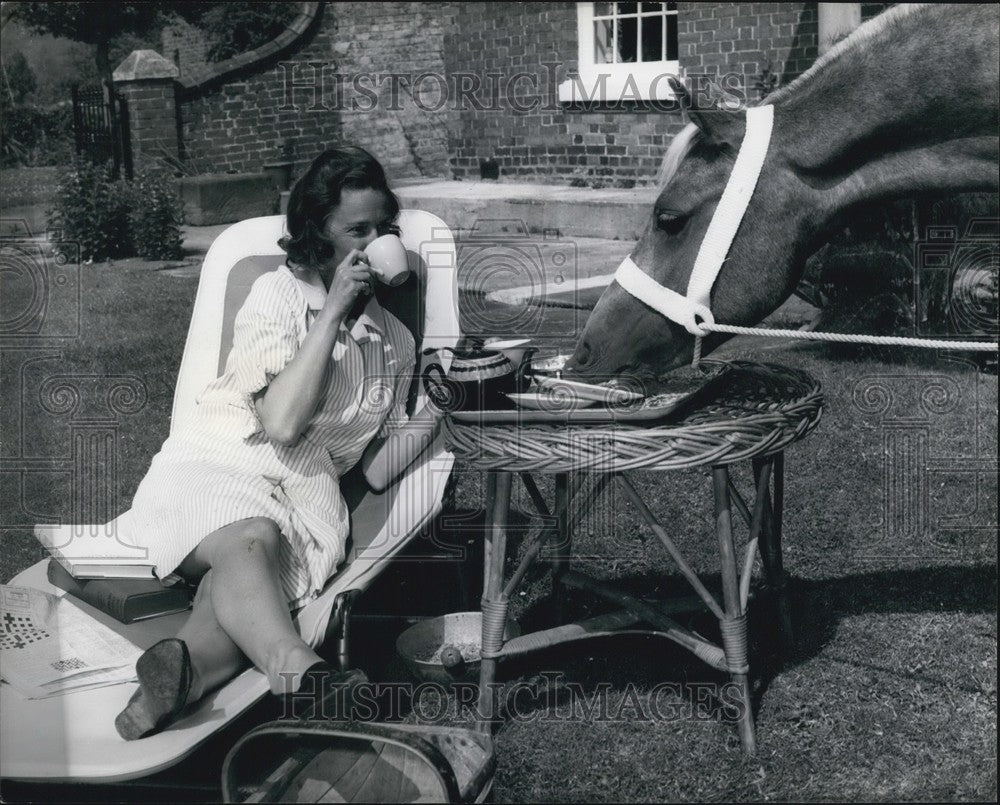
[70,85,133,179]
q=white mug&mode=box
[365,234,411,286]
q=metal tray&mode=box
[449,368,730,425]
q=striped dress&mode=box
[116,265,415,608]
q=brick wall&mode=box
[175,2,455,180]
[444,2,828,186]
[161,18,210,79]
[165,2,894,186]
[678,2,817,87]
[117,80,180,162]
[443,1,684,187]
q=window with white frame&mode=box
[558,2,680,103]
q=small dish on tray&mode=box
[529,354,571,375]
[505,391,597,411]
[533,375,643,404]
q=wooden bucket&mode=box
[222,720,494,803]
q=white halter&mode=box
[614,104,775,339]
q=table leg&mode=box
[713,466,756,755]
[550,472,571,623]
[755,454,794,657]
[477,471,512,734]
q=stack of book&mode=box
[34,525,192,624]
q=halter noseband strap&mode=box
[613,104,775,338]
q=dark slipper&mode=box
[276,661,369,721]
[115,638,193,741]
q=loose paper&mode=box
[0,585,141,699]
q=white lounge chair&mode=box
[1,210,463,783]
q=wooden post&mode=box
[551,472,571,622]
[477,471,511,734]
[713,466,757,755]
[756,454,794,656]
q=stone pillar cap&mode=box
[113,50,179,82]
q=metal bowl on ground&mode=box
[396,611,521,686]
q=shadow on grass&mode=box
[498,562,997,720]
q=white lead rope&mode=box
[700,322,999,351]
[613,102,998,365]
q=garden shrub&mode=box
[1,104,75,167]
[201,3,297,63]
[47,160,185,263]
[48,160,133,262]
[127,168,184,260]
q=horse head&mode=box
[566,79,817,382]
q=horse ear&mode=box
[669,75,744,148]
[686,105,745,150]
[666,75,690,106]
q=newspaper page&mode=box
[0,585,142,699]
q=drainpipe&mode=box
[818,3,861,54]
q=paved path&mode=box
[179,224,635,295]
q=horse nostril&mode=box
[575,340,592,366]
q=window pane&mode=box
[666,12,677,60]
[666,1,677,10]
[594,19,615,63]
[618,15,637,62]
[641,2,664,12]
[594,2,614,17]
[640,14,663,61]
[617,2,638,15]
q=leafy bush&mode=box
[200,2,297,63]
[0,103,75,167]
[47,160,185,262]
[2,51,37,105]
[127,168,184,260]
[48,160,133,261]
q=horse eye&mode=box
[657,212,688,236]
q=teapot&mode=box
[422,338,535,411]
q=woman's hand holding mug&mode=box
[323,249,375,320]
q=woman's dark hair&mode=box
[279,145,400,267]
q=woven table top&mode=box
[440,361,823,473]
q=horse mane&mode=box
[766,3,926,104]
[655,122,701,189]
[655,5,931,187]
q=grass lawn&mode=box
[0,258,996,801]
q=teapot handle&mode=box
[421,363,456,411]
[515,348,537,391]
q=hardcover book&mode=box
[46,560,192,625]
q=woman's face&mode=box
[322,187,396,270]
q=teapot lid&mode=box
[452,337,498,360]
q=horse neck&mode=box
[770,4,999,230]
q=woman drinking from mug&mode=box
[113,145,440,740]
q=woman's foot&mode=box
[115,638,193,741]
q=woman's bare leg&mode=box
[117,517,328,739]
[178,517,322,695]
[174,570,248,701]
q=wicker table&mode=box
[440,361,823,755]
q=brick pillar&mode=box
[112,49,181,165]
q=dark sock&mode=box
[276,662,368,721]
